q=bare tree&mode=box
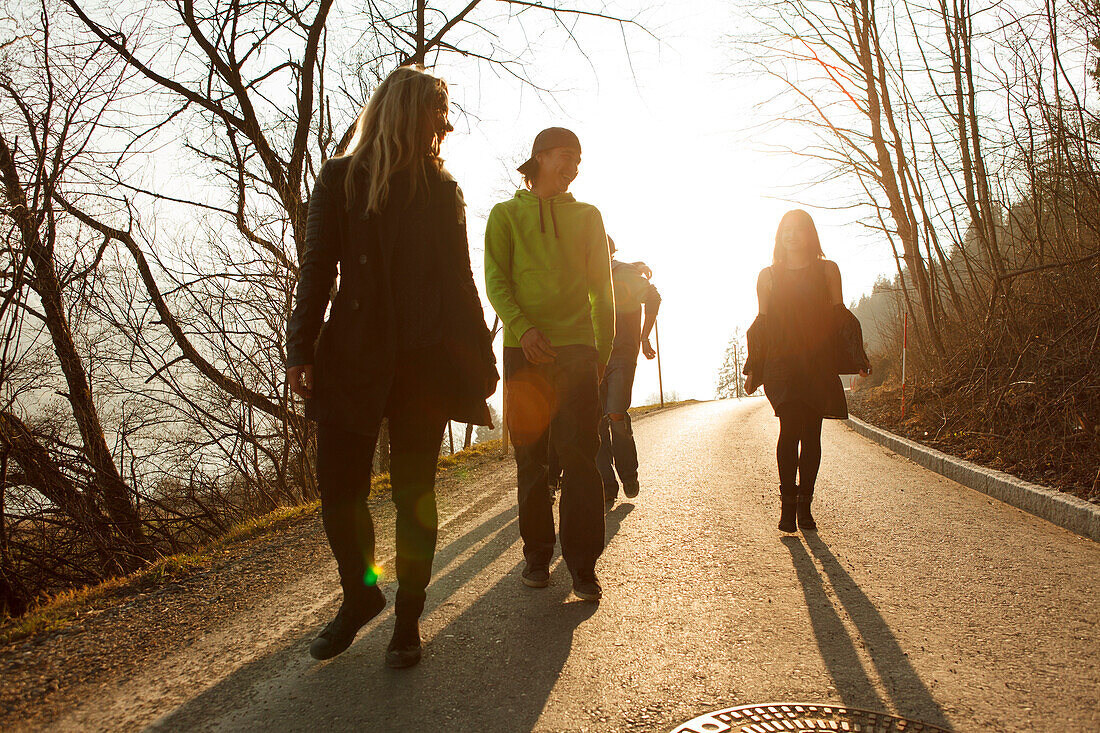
[716,328,747,399]
[0,0,652,612]
[0,7,152,577]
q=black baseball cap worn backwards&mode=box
[517,127,581,177]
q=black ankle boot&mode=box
[386,616,422,669]
[797,485,817,531]
[778,484,798,532]
[309,585,385,660]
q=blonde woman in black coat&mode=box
[286,66,497,667]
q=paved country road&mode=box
[40,399,1100,732]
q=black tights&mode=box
[776,401,823,492]
[316,347,447,621]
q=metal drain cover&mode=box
[671,703,952,732]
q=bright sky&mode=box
[67,0,900,410]
[429,0,897,405]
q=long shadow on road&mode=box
[151,499,634,732]
[782,534,952,730]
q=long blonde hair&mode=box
[341,66,448,214]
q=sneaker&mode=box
[571,569,602,601]
[521,564,550,588]
[385,616,422,669]
[623,481,639,499]
[309,588,386,660]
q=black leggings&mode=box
[776,401,823,491]
[316,348,447,620]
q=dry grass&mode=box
[628,399,699,418]
[849,379,1099,502]
[1,552,212,646]
[214,501,321,548]
[847,247,1100,505]
[0,440,507,644]
[437,439,503,469]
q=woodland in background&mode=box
[3,0,1098,622]
[0,0,646,617]
[741,0,1099,501]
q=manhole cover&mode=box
[671,703,952,732]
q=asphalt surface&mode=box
[54,398,1100,732]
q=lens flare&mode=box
[364,563,383,587]
[506,373,555,446]
[415,493,437,529]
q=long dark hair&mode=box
[773,209,824,266]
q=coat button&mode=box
[351,299,360,310]
[358,254,367,265]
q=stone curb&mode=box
[844,415,1100,543]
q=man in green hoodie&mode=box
[485,127,615,602]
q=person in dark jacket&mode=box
[598,237,661,504]
[285,66,498,667]
[548,254,656,502]
[742,209,868,533]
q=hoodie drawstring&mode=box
[534,194,560,238]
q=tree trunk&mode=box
[855,0,945,357]
[0,136,151,569]
[0,410,126,573]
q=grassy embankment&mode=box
[848,380,1098,503]
[0,439,506,646]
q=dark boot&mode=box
[385,615,422,668]
[570,567,602,601]
[309,585,385,660]
[778,484,798,533]
[797,485,817,531]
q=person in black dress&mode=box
[743,209,868,532]
[285,66,498,666]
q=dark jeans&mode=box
[316,349,447,620]
[548,440,562,486]
[597,358,639,497]
[776,400,823,493]
[548,359,640,498]
[504,345,604,572]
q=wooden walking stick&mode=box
[655,318,664,408]
[488,315,509,457]
[501,383,510,457]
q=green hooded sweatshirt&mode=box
[485,189,615,364]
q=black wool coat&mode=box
[286,157,498,435]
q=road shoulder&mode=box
[845,415,1100,542]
